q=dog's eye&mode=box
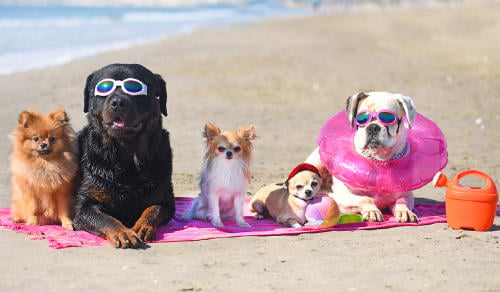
[48,137,56,143]
[311,181,318,187]
[218,146,226,153]
[233,146,241,153]
[296,185,303,190]
[32,136,39,142]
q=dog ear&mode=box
[346,92,369,128]
[18,111,35,128]
[49,109,69,125]
[155,74,168,117]
[238,125,257,141]
[396,94,416,129]
[83,72,94,113]
[203,122,221,141]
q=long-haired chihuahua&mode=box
[182,122,256,228]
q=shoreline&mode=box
[0,2,309,76]
[0,1,499,290]
[2,0,490,76]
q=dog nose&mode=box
[226,151,233,159]
[367,124,381,135]
[110,97,129,111]
[305,190,312,197]
[40,143,48,150]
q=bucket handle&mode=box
[455,170,495,191]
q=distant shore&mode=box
[1,0,246,7]
[0,0,480,8]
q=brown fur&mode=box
[317,164,333,193]
[10,109,78,229]
[250,171,322,228]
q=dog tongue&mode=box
[113,120,125,127]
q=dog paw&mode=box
[211,219,225,228]
[237,221,251,228]
[132,221,157,242]
[394,209,419,223]
[254,214,264,220]
[12,217,22,224]
[362,210,384,222]
[62,222,73,230]
[25,217,39,226]
[180,213,192,221]
[106,228,144,249]
[60,218,73,230]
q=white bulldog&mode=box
[306,92,419,223]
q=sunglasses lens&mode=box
[378,112,396,124]
[356,112,371,125]
[96,80,114,94]
[123,80,144,93]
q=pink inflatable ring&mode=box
[317,110,447,194]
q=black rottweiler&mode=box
[73,64,175,248]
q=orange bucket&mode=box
[434,170,498,231]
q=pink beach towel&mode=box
[0,197,449,249]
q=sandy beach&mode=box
[1,1,499,290]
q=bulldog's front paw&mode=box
[394,204,419,223]
[362,209,384,222]
[359,197,384,222]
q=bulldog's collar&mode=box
[361,141,410,161]
[391,142,410,160]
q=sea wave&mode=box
[0,16,112,28]
[121,9,237,23]
[0,1,305,75]
[0,33,175,75]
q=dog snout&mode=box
[226,151,233,159]
[110,96,129,112]
[367,123,381,136]
[305,189,313,197]
[40,143,48,150]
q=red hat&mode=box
[287,163,321,181]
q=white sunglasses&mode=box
[94,78,148,96]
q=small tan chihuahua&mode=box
[249,163,321,228]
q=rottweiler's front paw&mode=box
[106,228,144,249]
[132,220,157,242]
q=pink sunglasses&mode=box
[355,110,399,127]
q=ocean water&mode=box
[0,1,306,75]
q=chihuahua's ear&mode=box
[346,92,369,128]
[155,74,168,117]
[83,72,94,113]
[203,122,221,141]
[49,109,70,125]
[238,125,257,141]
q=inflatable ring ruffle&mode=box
[317,110,447,193]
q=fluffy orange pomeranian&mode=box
[182,122,256,228]
[10,109,78,229]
